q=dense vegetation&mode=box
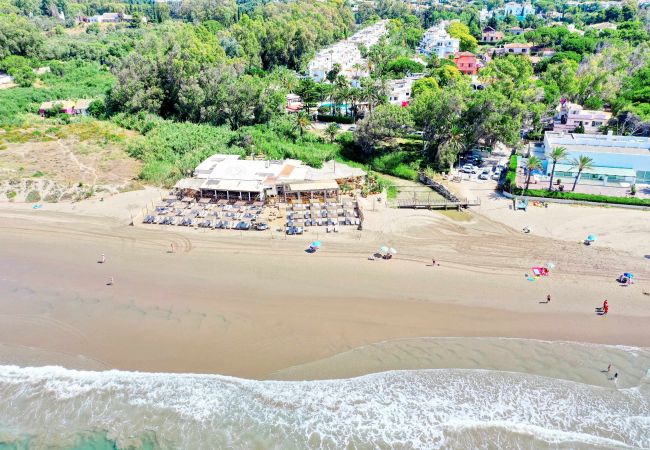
[1,0,649,193]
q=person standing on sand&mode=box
[100,253,105,264]
[170,243,175,253]
[432,258,436,267]
[547,294,551,303]
[107,276,114,286]
[607,363,612,373]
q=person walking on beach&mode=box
[107,276,114,286]
[546,294,551,303]
[432,258,436,267]
[100,253,105,264]
[170,243,175,253]
[603,299,609,315]
[607,363,612,373]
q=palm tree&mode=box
[524,156,543,193]
[325,122,340,143]
[294,111,311,139]
[548,146,568,190]
[570,155,594,192]
[438,126,465,169]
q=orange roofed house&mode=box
[454,52,478,75]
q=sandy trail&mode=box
[0,192,649,379]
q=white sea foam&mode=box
[0,365,649,449]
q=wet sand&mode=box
[1,195,649,379]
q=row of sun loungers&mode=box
[285,201,360,229]
[144,215,254,230]
[145,199,266,231]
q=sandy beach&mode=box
[1,190,649,379]
[2,191,650,449]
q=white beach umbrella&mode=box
[388,248,397,255]
[379,246,389,254]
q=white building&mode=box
[387,74,424,106]
[418,24,459,58]
[504,2,535,17]
[553,101,612,134]
[180,154,367,202]
[543,132,650,185]
[308,20,388,86]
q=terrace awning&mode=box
[554,164,636,178]
[285,181,340,192]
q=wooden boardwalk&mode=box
[393,198,481,209]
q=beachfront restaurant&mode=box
[544,132,650,186]
[174,154,365,204]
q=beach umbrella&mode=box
[587,234,597,242]
[310,241,322,248]
[546,262,555,269]
[388,248,397,255]
[379,246,389,254]
[623,272,634,278]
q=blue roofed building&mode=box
[543,131,650,186]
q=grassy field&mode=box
[0,118,141,202]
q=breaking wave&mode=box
[0,365,649,449]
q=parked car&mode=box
[236,221,251,230]
[478,169,491,180]
[255,223,269,231]
[348,125,357,131]
[461,164,477,174]
[286,226,304,235]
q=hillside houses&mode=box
[307,20,388,87]
[482,27,504,43]
[387,74,424,106]
[418,24,459,58]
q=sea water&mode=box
[1,341,649,450]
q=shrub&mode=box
[511,188,650,206]
[503,155,518,192]
[6,190,17,200]
[316,114,355,124]
[25,190,41,202]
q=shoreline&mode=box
[1,194,649,379]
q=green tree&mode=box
[540,59,579,103]
[0,14,43,59]
[524,156,542,192]
[355,103,413,154]
[547,146,568,190]
[325,122,339,143]
[411,77,439,97]
[293,110,311,138]
[570,155,594,191]
[385,57,424,77]
[411,80,471,166]
[447,22,477,52]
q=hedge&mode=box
[316,114,355,124]
[504,154,517,191]
[511,189,650,206]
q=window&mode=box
[637,170,650,182]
